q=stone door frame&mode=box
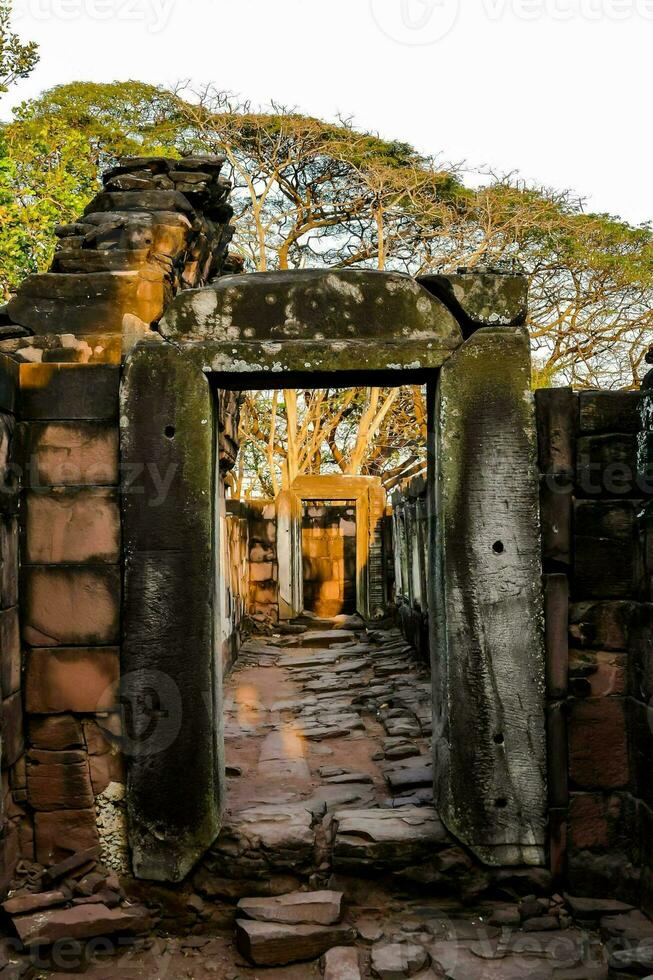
[277,474,386,621]
[121,270,546,882]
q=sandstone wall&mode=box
[243,500,278,623]
[0,155,239,885]
[536,388,653,908]
[390,476,429,661]
[0,359,26,890]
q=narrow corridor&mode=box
[223,617,433,816]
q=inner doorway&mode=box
[301,499,356,617]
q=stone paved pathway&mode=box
[28,620,650,978]
[222,618,434,817]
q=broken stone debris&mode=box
[1,847,151,953]
[233,886,357,968]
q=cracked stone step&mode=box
[332,807,452,873]
[237,889,344,925]
[235,918,355,966]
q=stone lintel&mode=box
[183,340,453,377]
[418,271,528,337]
[159,270,463,363]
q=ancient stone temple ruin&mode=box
[0,154,652,977]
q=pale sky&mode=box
[3,0,652,225]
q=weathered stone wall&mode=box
[0,359,26,890]
[244,500,279,623]
[221,497,279,653]
[222,500,249,666]
[19,364,122,871]
[0,155,238,884]
[389,476,429,660]
[536,387,653,908]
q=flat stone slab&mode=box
[333,659,371,673]
[333,806,451,872]
[370,942,430,978]
[428,941,555,980]
[600,910,653,943]
[299,630,357,647]
[384,766,432,793]
[210,803,316,879]
[277,653,339,668]
[325,772,374,785]
[3,889,70,916]
[311,785,375,810]
[159,269,462,373]
[13,903,150,946]
[237,890,343,926]
[257,758,311,780]
[235,917,355,966]
[323,945,363,980]
[298,725,356,741]
[565,894,634,919]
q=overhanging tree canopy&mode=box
[2,80,651,389]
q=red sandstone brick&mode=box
[569,650,626,697]
[0,606,20,697]
[10,753,26,796]
[1,820,19,885]
[252,584,277,605]
[22,567,120,647]
[23,422,118,487]
[34,809,100,866]
[568,793,623,850]
[1,692,24,768]
[25,488,120,564]
[89,751,124,796]
[18,813,34,862]
[0,517,18,609]
[28,714,84,750]
[250,562,275,582]
[82,718,113,756]
[25,647,119,714]
[568,601,634,651]
[26,748,94,811]
[568,698,629,790]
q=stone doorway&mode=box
[121,268,546,882]
[301,499,356,618]
[276,474,388,623]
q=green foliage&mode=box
[0,81,184,294]
[1,79,652,386]
[0,1,38,93]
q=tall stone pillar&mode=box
[121,343,220,881]
[428,325,547,866]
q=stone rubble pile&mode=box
[234,888,354,966]
[3,154,238,345]
[0,845,151,974]
[224,882,653,976]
